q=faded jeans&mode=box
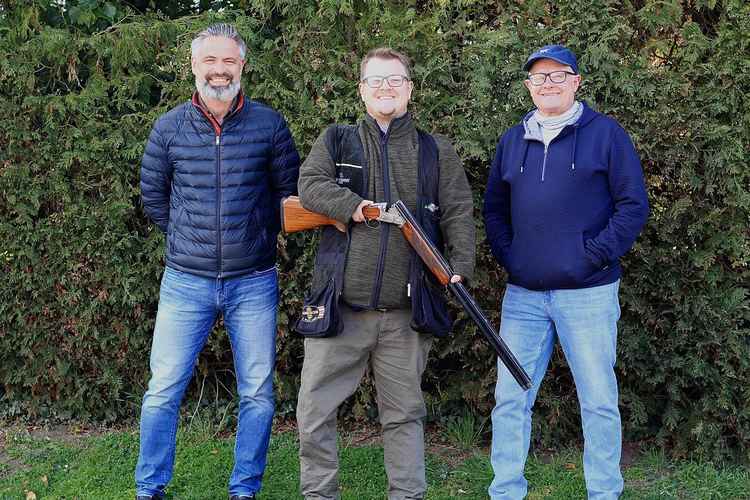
[135,266,278,497]
[489,281,623,500]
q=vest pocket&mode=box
[293,277,343,338]
[410,268,452,337]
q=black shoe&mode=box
[229,496,256,500]
[136,496,163,500]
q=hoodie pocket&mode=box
[564,232,599,284]
[507,229,597,289]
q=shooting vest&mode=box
[294,124,452,338]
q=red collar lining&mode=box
[191,92,245,136]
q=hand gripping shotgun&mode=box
[281,196,532,390]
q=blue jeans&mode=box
[135,266,278,497]
[489,281,623,500]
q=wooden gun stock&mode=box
[281,196,339,233]
[281,196,380,234]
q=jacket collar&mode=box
[191,91,245,135]
[363,111,414,140]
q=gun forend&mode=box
[392,201,453,286]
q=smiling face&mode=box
[359,57,413,126]
[524,58,581,117]
[191,36,244,103]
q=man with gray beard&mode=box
[135,23,299,500]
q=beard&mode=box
[196,72,241,102]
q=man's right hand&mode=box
[352,199,374,222]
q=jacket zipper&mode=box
[193,94,243,279]
[216,133,223,278]
[538,124,577,182]
[370,131,391,309]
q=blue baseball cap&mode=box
[523,45,579,74]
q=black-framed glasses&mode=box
[527,71,577,86]
[361,74,410,88]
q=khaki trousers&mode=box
[296,305,433,500]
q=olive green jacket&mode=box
[298,113,475,309]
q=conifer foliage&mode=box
[1,0,748,460]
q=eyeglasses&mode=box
[526,71,577,86]
[361,74,410,88]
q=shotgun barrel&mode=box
[449,281,532,390]
[391,201,532,390]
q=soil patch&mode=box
[0,422,119,478]
[0,426,29,479]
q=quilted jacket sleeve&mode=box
[140,118,173,232]
[268,114,301,227]
[270,117,300,205]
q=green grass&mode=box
[1,427,749,499]
[443,412,487,451]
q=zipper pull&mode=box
[216,135,220,146]
[407,283,411,297]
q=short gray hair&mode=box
[191,23,247,60]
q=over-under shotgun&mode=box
[281,195,532,390]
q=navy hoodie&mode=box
[482,102,649,291]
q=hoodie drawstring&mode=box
[571,126,578,171]
[520,141,529,173]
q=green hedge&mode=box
[1,0,748,460]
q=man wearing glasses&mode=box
[483,45,649,499]
[296,47,475,500]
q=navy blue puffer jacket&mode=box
[140,93,300,278]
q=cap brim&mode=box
[523,55,577,73]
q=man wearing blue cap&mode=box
[483,45,649,499]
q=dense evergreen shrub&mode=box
[1,0,748,460]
